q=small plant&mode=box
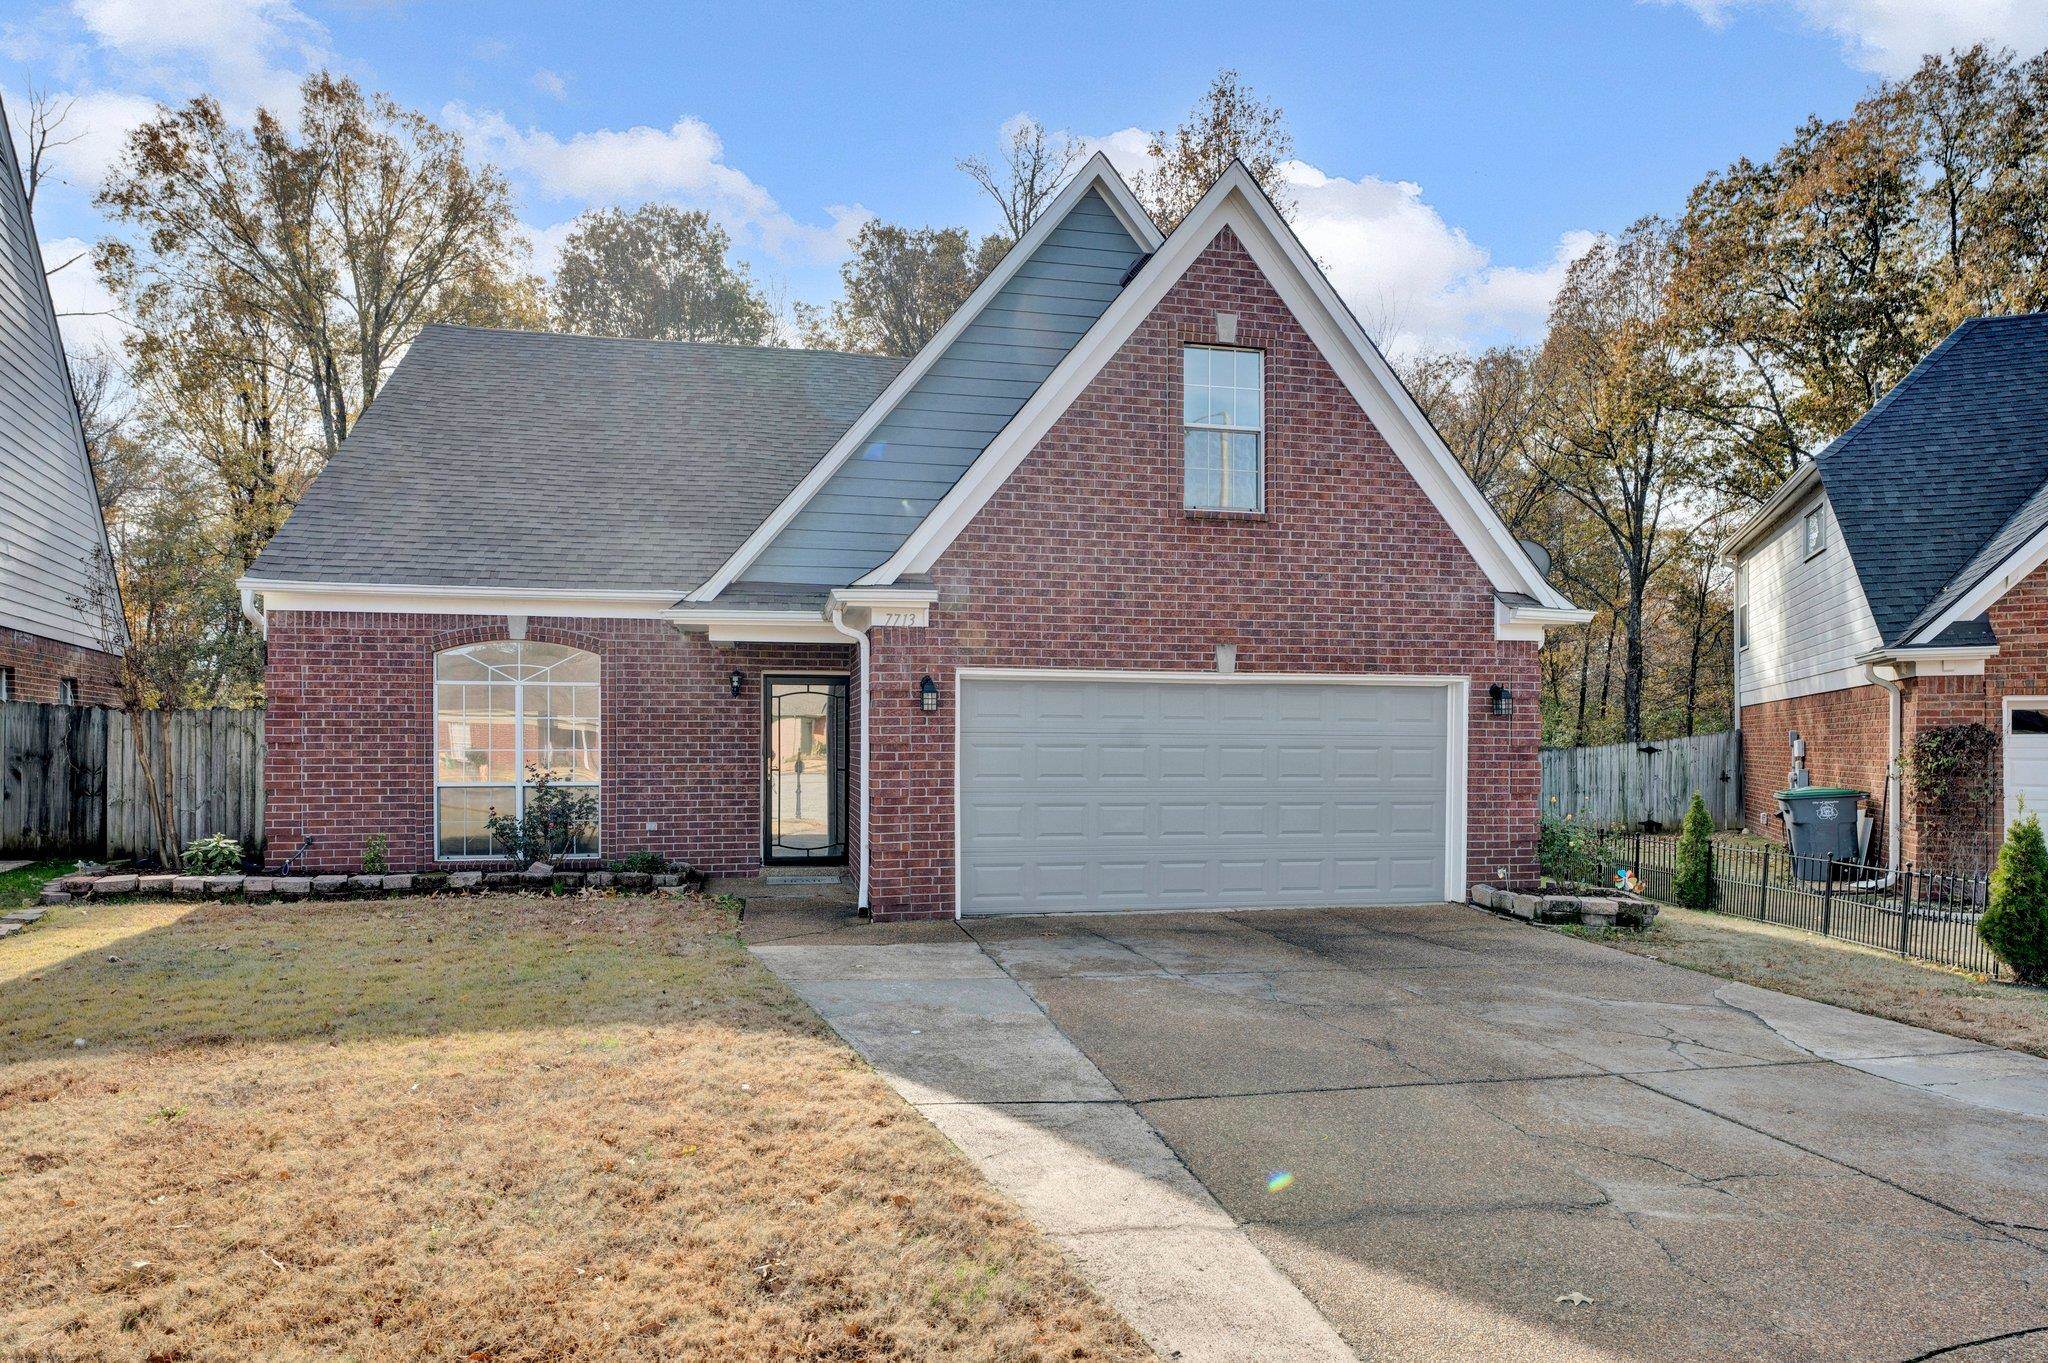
[181,834,244,875]
[362,833,389,876]
[1538,816,1603,887]
[1981,812,2048,985]
[1672,792,1716,909]
[607,850,669,875]
[483,767,598,867]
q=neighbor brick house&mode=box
[0,93,121,707]
[1729,314,2048,871]
[243,158,1587,919]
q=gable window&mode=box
[1183,345,1263,512]
[434,641,600,859]
[1803,506,1827,558]
[1737,605,1749,651]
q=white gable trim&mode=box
[855,163,1573,609]
[685,154,1163,603]
[1906,520,2048,645]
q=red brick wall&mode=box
[262,610,855,875]
[0,627,121,706]
[863,226,1542,918]
[1737,685,1891,854]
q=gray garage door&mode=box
[959,677,1451,915]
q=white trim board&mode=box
[859,162,1572,613]
[686,154,1164,603]
[949,667,1471,917]
[243,578,677,620]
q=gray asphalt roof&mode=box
[1813,314,2048,647]
[248,326,906,593]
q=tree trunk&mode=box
[1622,574,1647,744]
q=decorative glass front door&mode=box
[763,676,848,863]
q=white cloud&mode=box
[1656,0,2048,75]
[40,234,124,353]
[531,68,566,100]
[8,86,160,196]
[447,105,867,262]
[69,0,326,110]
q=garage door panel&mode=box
[959,679,1453,915]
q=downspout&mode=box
[1864,661,1904,885]
[239,586,266,640]
[826,601,871,914]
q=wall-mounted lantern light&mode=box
[1488,683,1515,718]
[729,669,745,698]
[919,675,940,713]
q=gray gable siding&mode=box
[0,97,112,652]
[741,187,1145,586]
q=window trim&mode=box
[1736,604,1749,651]
[1803,505,1827,559]
[1181,343,1266,514]
[432,641,601,862]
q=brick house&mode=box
[243,158,1587,919]
[0,94,121,707]
[1728,314,2048,871]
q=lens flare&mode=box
[1266,1171,1295,1194]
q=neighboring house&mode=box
[243,157,1587,918]
[1728,313,2048,871]
[0,94,121,707]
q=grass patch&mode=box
[0,894,1145,1361]
[1587,902,2048,1057]
[0,859,72,912]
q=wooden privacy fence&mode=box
[1541,729,1740,831]
[0,702,263,859]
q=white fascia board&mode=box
[683,154,1164,605]
[1905,521,2048,644]
[859,163,1572,610]
[1722,462,1821,560]
[242,577,676,619]
[1495,599,1596,643]
[660,606,848,644]
[1854,643,1998,677]
[828,584,936,628]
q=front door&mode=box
[763,675,848,864]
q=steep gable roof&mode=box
[246,327,903,593]
[1806,314,2048,647]
[859,160,1576,612]
[0,93,119,652]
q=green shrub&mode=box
[181,834,244,875]
[483,767,598,867]
[362,833,389,876]
[1982,812,2048,985]
[1672,792,1716,909]
[1538,816,1603,886]
[608,850,669,875]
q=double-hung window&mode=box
[433,641,600,859]
[1183,345,1264,512]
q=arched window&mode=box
[434,641,600,859]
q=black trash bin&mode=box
[1777,786,1867,881]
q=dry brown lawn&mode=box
[0,893,1146,1362]
[1586,903,2048,1056]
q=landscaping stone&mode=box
[206,876,245,896]
[652,873,680,887]
[618,871,651,890]
[0,922,19,939]
[243,877,275,901]
[381,874,414,892]
[448,872,482,890]
[585,871,614,888]
[35,891,69,906]
[346,874,384,894]
[552,872,585,890]
[414,872,450,892]
[137,874,176,894]
[5,906,47,923]
[93,875,139,896]
[274,877,312,898]
[484,871,520,889]
[311,875,348,899]
[520,865,554,883]
[173,877,208,898]
[60,876,96,895]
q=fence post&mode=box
[1820,858,1835,938]
[1898,864,1914,957]
[1756,845,1772,919]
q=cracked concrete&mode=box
[756,904,2048,1362]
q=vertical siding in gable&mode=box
[741,187,1145,586]
[1737,491,1884,707]
[0,100,111,651]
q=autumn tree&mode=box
[551,204,773,343]
[801,221,1008,356]
[959,115,1083,240]
[1400,345,1546,533]
[98,72,535,458]
[1133,69,1295,230]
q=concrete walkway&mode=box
[751,902,2048,1362]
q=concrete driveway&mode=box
[751,902,2048,1363]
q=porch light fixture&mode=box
[1489,684,1515,718]
[919,675,940,713]
[729,669,745,698]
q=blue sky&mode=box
[7,0,2047,358]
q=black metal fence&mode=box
[1584,832,2001,977]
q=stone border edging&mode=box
[39,864,710,907]
[1470,882,1658,930]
